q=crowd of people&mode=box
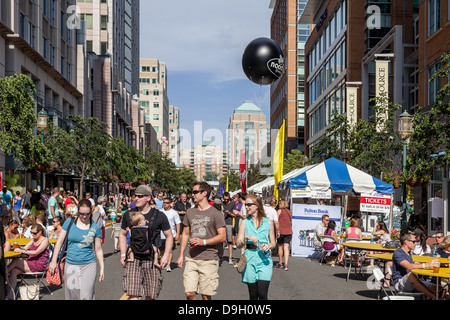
[0,182,294,301]
[2,182,449,301]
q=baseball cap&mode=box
[97,196,106,203]
[135,185,152,196]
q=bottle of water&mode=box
[258,243,271,258]
[370,234,374,243]
[433,244,438,258]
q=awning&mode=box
[278,157,393,194]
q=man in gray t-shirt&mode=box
[177,182,226,300]
[314,214,329,249]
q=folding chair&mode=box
[372,267,414,300]
[16,246,54,299]
[319,235,338,266]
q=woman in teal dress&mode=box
[237,194,276,300]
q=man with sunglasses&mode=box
[392,232,440,299]
[177,182,226,300]
[119,185,172,300]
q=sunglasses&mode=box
[408,239,419,243]
[245,203,256,207]
[31,231,40,235]
[135,194,148,198]
[192,190,205,195]
[79,212,91,216]
[163,202,171,204]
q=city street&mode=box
[41,225,378,301]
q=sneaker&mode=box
[232,245,237,250]
[284,265,288,271]
[166,266,171,272]
[229,258,233,264]
[275,263,284,269]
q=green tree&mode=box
[310,93,402,178]
[68,115,111,196]
[283,149,307,174]
[0,74,50,168]
[407,53,449,176]
[220,171,240,193]
[176,167,197,194]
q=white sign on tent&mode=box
[291,204,341,257]
[291,188,332,199]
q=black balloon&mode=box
[242,37,284,86]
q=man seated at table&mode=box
[313,214,329,249]
[392,232,440,300]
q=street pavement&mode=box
[41,226,379,301]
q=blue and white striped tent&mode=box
[278,157,393,195]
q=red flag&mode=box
[239,149,247,193]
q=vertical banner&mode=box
[291,204,342,257]
[375,60,390,132]
[273,119,285,200]
[346,86,358,128]
[239,149,247,193]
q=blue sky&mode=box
[139,0,273,149]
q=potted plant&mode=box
[383,171,404,189]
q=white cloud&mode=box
[140,0,273,82]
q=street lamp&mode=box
[37,109,48,192]
[398,110,413,232]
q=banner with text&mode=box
[360,193,391,214]
[291,204,341,257]
[291,188,332,199]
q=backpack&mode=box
[127,209,158,259]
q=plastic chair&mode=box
[319,235,338,266]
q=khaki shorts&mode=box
[183,256,219,296]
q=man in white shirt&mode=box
[263,197,280,239]
[160,197,181,271]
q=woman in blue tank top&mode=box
[236,194,276,300]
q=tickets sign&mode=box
[360,194,391,214]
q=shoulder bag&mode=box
[46,218,76,286]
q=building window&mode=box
[153,114,159,120]
[140,66,150,72]
[428,63,441,105]
[153,102,159,108]
[80,14,93,29]
[428,0,441,36]
[101,15,108,30]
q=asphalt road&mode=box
[41,226,379,301]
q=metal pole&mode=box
[401,139,407,232]
[40,130,44,192]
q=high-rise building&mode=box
[269,0,300,152]
[78,0,141,148]
[0,0,84,188]
[169,105,180,165]
[139,58,170,146]
[297,0,312,153]
[227,101,271,168]
[180,139,228,181]
[301,0,422,157]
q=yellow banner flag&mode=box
[273,119,285,200]
[226,176,229,192]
